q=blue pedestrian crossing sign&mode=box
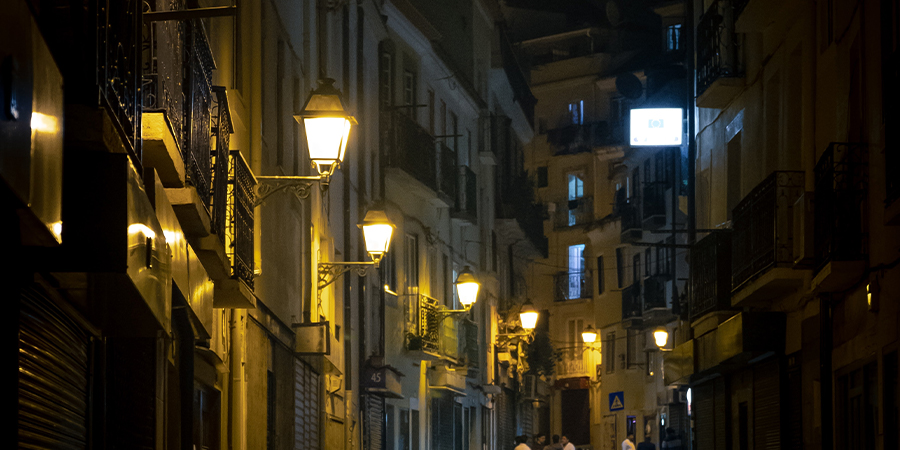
[609,392,625,411]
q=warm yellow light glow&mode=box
[581,325,597,343]
[50,221,63,242]
[31,112,59,134]
[654,328,669,348]
[455,266,480,307]
[519,300,539,330]
[128,223,156,240]
[867,283,872,307]
[363,224,393,262]
[304,117,351,175]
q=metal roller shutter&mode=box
[294,358,320,449]
[753,360,781,450]
[18,288,91,449]
[693,382,715,450]
[365,395,384,450]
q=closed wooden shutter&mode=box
[753,360,781,450]
[18,288,91,449]
[294,358,320,449]
[497,389,516,450]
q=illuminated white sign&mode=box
[629,108,683,146]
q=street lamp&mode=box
[318,207,395,289]
[253,78,356,206]
[581,325,597,344]
[455,266,480,310]
[653,327,669,349]
[519,299,539,330]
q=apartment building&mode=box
[668,0,900,448]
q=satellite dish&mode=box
[616,73,643,100]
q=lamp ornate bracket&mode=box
[436,307,472,322]
[253,175,325,207]
[317,262,376,290]
[495,331,534,346]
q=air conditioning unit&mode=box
[664,387,680,405]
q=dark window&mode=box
[666,24,682,51]
[605,332,616,374]
[596,256,604,294]
[616,248,625,288]
[537,166,549,188]
[386,404,396,450]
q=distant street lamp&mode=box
[653,327,669,349]
[519,299,539,330]
[581,325,597,343]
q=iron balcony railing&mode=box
[382,111,438,192]
[622,282,642,321]
[619,200,642,241]
[210,87,232,239]
[183,20,216,211]
[416,294,441,353]
[453,166,478,222]
[690,231,733,321]
[437,142,458,205]
[554,271,592,301]
[547,121,625,155]
[697,0,741,97]
[142,0,185,153]
[814,143,869,272]
[642,183,667,229]
[731,171,804,292]
[99,0,143,160]
[643,275,668,311]
[554,197,594,228]
[229,151,256,289]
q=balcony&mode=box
[496,173,548,257]
[642,184,667,230]
[696,0,744,108]
[556,353,588,378]
[452,166,477,223]
[642,275,673,326]
[437,142,458,207]
[99,0,143,159]
[214,150,256,308]
[407,294,441,355]
[731,171,805,306]
[619,201,642,243]
[547,121,625,155]
[554,197,594,229]
[622,282,642,322]
[382,111,439,194]
[690,231,733,322]
[812,143,868,291]
[554,271,592,301]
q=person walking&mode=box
[621,433,636,450]
[514,435,530,450]
[660,428,683,450]
[636,435,656,450]
[534,434,547,449]
[546,435,563,450]
[560,435,576,450]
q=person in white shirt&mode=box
[621,433,636,450]
[560,435,576,450]
[514,435,530,450]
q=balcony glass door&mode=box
[568,172,585,226]
[568,244,585,299]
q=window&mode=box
[406,234,419,293]
[403,70,417,109]
[386,404,396,450]
[645,248,652,277]
[568,244,586,299]
[568,100,584,125]
[596,256,604,295]
[537,166,549,188]
[382,249,397,293]
[400,408,411,450]
[450,112,459,153]
[568,172,585,200]
[567,318,585,360]
[604,332,616,374]
[616,248,625,289]
[428,89,435,133]
[626,330,641,368]
[632,253,641,285]
[379,49,394,109]
[666,24,682,51]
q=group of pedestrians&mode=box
[513,433,574,450]
[516,427,682,450]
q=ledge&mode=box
[213,278,255,309]
[166,187,211,237]
[142,112,186,187]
